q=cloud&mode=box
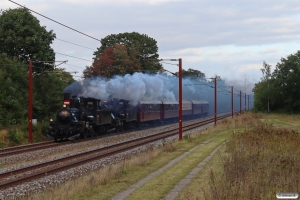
[171,48,203,56]
[259,48,280,54]
[60,0,183,5]
[2,1,52,12]
[236,64,262,73]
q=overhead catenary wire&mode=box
[9,0,102,42]
[55,52,92,62]
[64,63,86,69]
[56,38,95,50]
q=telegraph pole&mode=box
[245,93,246,112]
[179,58,182,140]
[240,91,242,113]
[214,77,217,126]
[248,95,249,110]
[159,58,182,140]
[28,60,33,143]
[231,86,233,118]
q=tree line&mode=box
[0,8,73,127]
[253,50,300,112]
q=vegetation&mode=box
[0,120,49,148]
[0,8,56,72]
[253,51,300,112]
[84,32,162,78]
[0,53,73,130]
[200,115,300,200]
[0,8,74,142]
[33,68,74,120]
[0,56,28,127]
[84,44,142,78]
[175,68,206,79]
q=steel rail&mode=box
[0,113,232,190]
[0,113,231,157]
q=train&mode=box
[46,93,209,141]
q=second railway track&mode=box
[0,113,231,191]
[0,113,231,158]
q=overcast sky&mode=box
[2,0,300,93]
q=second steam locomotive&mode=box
[47,93,209,141]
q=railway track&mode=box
[0,113,232,158]
[0,125,154,158]
[0,113,232,191]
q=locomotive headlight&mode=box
[50,118,53,122]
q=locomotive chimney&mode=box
[63,93,71,107]
[64,93,70,100]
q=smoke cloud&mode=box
[63,72,253,115]
[64,73,201,105]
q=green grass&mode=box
[126,131,230,200]
[176,145,228,200]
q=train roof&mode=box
[190,100,209,104]
[182,100,192,104]
[160,100,179,104]
[138,100,162,104]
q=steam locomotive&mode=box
[47,93,209,141]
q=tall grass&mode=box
[0,120,49,148]
[204,123,300,200]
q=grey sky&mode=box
[2,0,300,93]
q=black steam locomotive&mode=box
[47,93,209,141]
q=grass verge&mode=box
[196,114,300,200]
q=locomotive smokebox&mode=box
[64,93,71,100]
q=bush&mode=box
[0,140,7,149]
[8,128,23,144]
[32,121,49,142]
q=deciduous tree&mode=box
[84,44,141,78]
[93,32,162,73]
[0,8,56,72]
[175,68,206,79]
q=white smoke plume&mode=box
[64,72,198,105]
[63,72,252,114]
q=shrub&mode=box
[8,128,23,144]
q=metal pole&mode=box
[179,58,182,140]
[240,91,242,113]
[244,93,246,112]
[268,81,269,113]
[248,95,249,110]
[28,60,33,143]
[231,86,233,118]
[214,78,217,126]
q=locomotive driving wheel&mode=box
[81,128,90,139]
